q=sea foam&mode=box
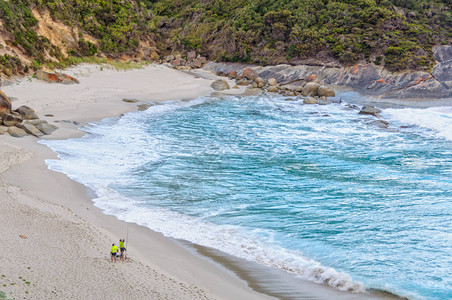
[383,106,452,141]
[92,186,365,292]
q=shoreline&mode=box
[1,63,405,299]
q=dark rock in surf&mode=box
[359,106,381,117]
[369,120,389,129]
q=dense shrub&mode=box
[149,0,451,71]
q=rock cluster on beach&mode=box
[214,66,340,105]
[162,51,208,71]
[0,90,58,138]
[36,70,80,84]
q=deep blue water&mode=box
[42,95,452,299]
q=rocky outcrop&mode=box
[211,79,230,91]
[202,45,452,99]
[36,70,80,84]
[432,45,452,91]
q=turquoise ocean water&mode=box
[41,95,452,299]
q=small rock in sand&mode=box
[210,79,230,91]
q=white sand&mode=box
[0,64,269,300]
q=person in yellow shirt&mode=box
[110,243,119,263]
[119,239,126,261]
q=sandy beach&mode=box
[0,64,270,300]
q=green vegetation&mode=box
[0,0,450,74]
[46,56,149,71]
[34,0,153,54]
[149,0,450,71]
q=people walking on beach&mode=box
[119,239,126,261]
[110,243,118,263]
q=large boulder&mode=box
[211,79,230,91]
[228,71,237,79]
[359,106,381,117]
[302,82,320,97]
[317,85,335,97]
[0,89,12,112]
[17,123,44,137]
[7,126,28,138]
[36,122,58,135]
[243,67,258,81]
[36,70,59,83]
[267,85,279,93]
[1,112,22,127]
[36,70,79,84]
[255,77,265,88]
[268,78,278,86]
[14,105,39,120]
